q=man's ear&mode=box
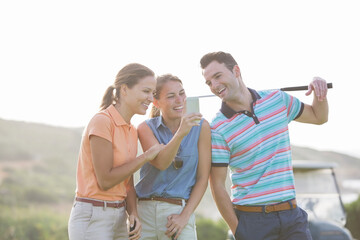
[233,65,242,78]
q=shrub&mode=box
[196,216,228,240]
[0,205,68,240]
[345,195,360,239]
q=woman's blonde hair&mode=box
[100,63,154,110]
[149,74,183,118]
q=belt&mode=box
[234,199,297,213]
[76,197,126,208]
[138,197,187,206]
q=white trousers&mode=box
[138,200,197,240]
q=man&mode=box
[200,51,328,240]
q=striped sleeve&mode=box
[211,128,230,166]
[281,91,304,122]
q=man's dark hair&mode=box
[200,51,238,72]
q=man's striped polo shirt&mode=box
[210,88,304,205]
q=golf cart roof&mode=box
[293,160,338,170]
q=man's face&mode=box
[203,61,240,102]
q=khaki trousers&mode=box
[68,200,128,240]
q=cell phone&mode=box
[129,220,136,237]
[186,97,200,114]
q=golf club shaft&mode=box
[196,83,333,98]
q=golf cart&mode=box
[293,160,352,240]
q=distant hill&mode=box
[0,118,83,205]
[0,118,359,220]
[0,118,82,161]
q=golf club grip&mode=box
[280,83,332,91]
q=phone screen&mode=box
[186,97,200,114]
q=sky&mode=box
[0,0,359,158]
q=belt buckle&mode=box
[264,204,271,213]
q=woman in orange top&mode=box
[68,63,164,240]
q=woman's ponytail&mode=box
[100,86,115,110]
